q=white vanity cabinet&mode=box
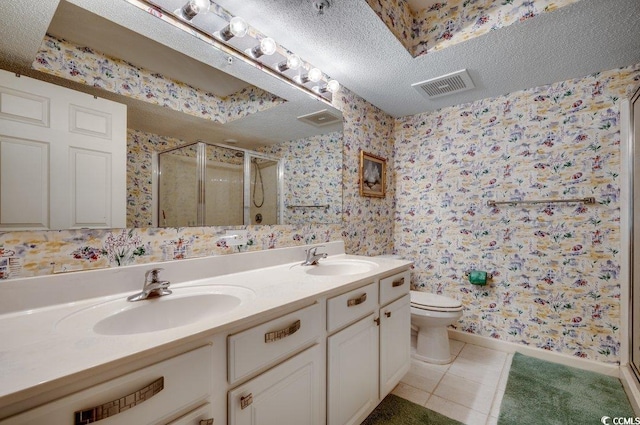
[327,269,411,425]
[328,313,380,425]
[326,282,379,425]
[379,294,411,396]
[0,345,215,425]
[379,270,411,397]
[227,303,325,425]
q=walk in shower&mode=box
[156,142,282,227]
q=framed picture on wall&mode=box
[359,151,386,198]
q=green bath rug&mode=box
[361,393,462,425]
[498,352,635,425]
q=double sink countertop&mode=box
[0,241,411,410]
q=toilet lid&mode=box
[411,291,462,311]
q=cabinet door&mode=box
[380,294,411,397]
[228,344,324,425]
[327,313,379,425]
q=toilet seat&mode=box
[410,291,463,312]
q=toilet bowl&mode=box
[410,290,463,364]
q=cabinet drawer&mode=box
[228,303,322,384]
[1,345,213,425]
[379,270,410,306]
[167,402,214,425]
[327,282,378,333]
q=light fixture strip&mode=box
[125,0,336,105]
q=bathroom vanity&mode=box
[0,241,411,425]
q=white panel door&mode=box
[327,314,379,425]
[379,294,411,397]
[0,70,126,230]
[228,344,324,425]
[0,137,49,229]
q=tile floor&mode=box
[392,339,513,425]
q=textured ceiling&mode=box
[1,0,639,125]
[214,0,640,117]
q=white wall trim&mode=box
[621,365,640,415]
[449,329,620,377]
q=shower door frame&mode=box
[628,85,640,381]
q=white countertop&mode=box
[0,241,411,411]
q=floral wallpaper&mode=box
[394,63,640,363]
[366,0,581,57]
[33,35,285,124]
[260,132,344,224]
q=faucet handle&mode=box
[145,268,164,283]
[306,245,325,254]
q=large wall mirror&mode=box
[0,0,344,229]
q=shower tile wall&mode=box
[394,63,640,363]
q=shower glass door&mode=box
[247,155,280,225]
[157,144,199,227]
[205,144,244,226]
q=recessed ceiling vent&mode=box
[412,69,475,99]
[297,109,341,127]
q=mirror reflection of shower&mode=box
[252,158,264,208]
[156,142,282,226]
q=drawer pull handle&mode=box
[200,420,214,425]
[73,376,164,425]
[240,394,253,410]
[385,311,391,318]
[347,293,367,307]
[374,317,380,326]
[264,320,301,343]
[392,277,405,287]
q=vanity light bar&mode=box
[127,0,338,103]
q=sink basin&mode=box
[56,285,255,335]
[296,259,378,276]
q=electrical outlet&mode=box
[224,230,247,246]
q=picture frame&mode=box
[359,151,386,198]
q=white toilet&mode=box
[410,290,463,364]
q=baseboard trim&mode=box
[620,365,640,415]
[448,329,620,377]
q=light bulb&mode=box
[308,68,323,82]
[276,55,301,72]
[219,16,248,41]
[327,79,340,93]
[229,17,249,37]
[313,79,340,95]
[251,37,277,58]
[176,0,210,21]
[260,38,277,55]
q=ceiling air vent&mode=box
[412,69,475,99]
[297,109,342,127]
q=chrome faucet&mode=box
[301,246,328,266]
[127,268,172,302]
